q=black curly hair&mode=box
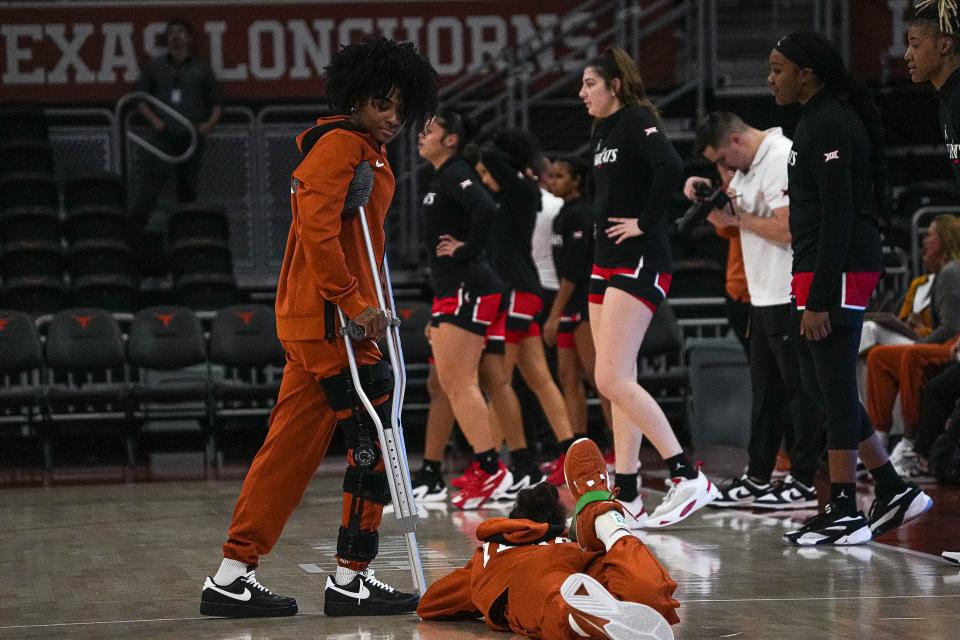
[324,35,439,130]
[508,481,567,527]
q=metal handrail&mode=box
[114,91,198,165]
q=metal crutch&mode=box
[336,162,426,596]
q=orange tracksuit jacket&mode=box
[224,116,396,570]
[417,517,680,640]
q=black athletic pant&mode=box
[916,361,960,457]
[796,313,874,451]
[747,304,824,486]
[725,295,751,356]
[131,130,206,233]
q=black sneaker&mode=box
[410,469,448,502]
[493,468,545,502]
[783,503,872,546]
[710,474,771,507]
[201,568,297,617]
[753,475,818,510]
[323,569,419,616]
[867,481,933,537]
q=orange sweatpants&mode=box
[508,537,680,640]
[865,340,953,435]
[223,337,385,571]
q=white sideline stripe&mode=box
[682,594,960,604]
[0,614,322,630]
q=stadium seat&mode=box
[395,300,432,365]
[0,140,55,178]
[2,276,68,315]
[0,107,49,142]
[67,238,133,279]
[168,205,229,243]
[669,259,726,298]
[44,308,134,472]
[64,205,128,242]
[62,172,125,210]
[207,303,284,475]
[0,240,63,279]
[0,207,61,243]
[0,310,47,471]
[167,237,233,278]
[173,272,237,310]
[0,172,59,210]
[71,274,138,312]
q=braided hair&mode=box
[774,31,887,216]
[324,35,439,131]
[508,482,567,527]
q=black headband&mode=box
[774,32,843,77]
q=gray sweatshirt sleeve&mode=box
[921,260,960,344]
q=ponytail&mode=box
[586,46,660,122]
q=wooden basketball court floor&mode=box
[1,452,959,640]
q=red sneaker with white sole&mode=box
[451,462,513,510]
[451,461,479,490]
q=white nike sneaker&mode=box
[645,471,719,529]
[943,551,960,564]
[561,572,674,640]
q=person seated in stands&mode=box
[856,216,950,433]
[418,438,678,640]
[865,215,960,475]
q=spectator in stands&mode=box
[199,36,438,618]
[771,31,930,546]
[857,216,950,445]
[131,18,222,231]
[865,215,960,475]
[685,112,824,510]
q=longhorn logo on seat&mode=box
[234,310,255,325]
[156,313,175,328]
[72,314,93,329]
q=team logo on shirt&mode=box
[459,179,473,189]
[423,192,436,205]
[787,150,797,166]
[594,147,618,167]
[823,149,840,163]
[572,230,584,240]
[551,233,564,247]
[644,127,659,136]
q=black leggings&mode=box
[796,317,874,451]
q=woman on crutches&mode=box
[199,36,437,618]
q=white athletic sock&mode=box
[334,566,359,586]
[595,510,631,552]
[213,558,249,585]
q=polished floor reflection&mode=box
[1,460,958,640]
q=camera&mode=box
[676,182,731,234]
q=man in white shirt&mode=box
[684,112,823,509]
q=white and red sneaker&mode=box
[645,470,719,529]
[451,461,513,510]
[451,461,480,490]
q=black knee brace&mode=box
[337,465,392,563]
[320,361,393,468]
[320,362,394,564]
